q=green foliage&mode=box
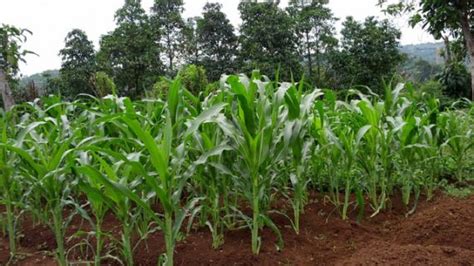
[407,0,473,40]
[444,184,474,198]
[379,0,474,100]
[0,25,34,78]
[59,29,96,98]
[151,0,186,75]
[196,3,238,81]
[0,24,35,110]
[437,62,471,98]
[97,0,161,98]
[329,17,404,93]
[237,1,302,81]
[182,17,200,65]
[287,0,338,84]
[151,76,170,99]
[1,71,473,265]
[93,71,116,97]
[178,64,208,96]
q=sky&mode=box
[0,0,436,76]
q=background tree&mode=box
[196,3,238,82]
[151,0,186,76]
[287,0,338,85]
[59,29,96,98]
[436,38,471,98]
[399,57,442,83]
[97,0,161,98]
[183,17,201,65]
[329,17,404,93]
[379,0,474,99]
[238,1,302,80]
[0,25,34,110]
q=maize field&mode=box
[1,72,473,265]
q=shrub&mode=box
[437,62,471,99]
[93,71,116,97]
[178,64,208,95]
[151,77,171,99]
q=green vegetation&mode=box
[380,0,474,99]
[1,0,474,265]
[59,29,96,98]
[5,0,472,105]
[1,72,473,264]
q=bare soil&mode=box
[1,193,473,265]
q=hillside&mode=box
[400,42,444,65]
[20,69,59,88]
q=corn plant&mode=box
[1,107,77,266]
[439,110,474,182]
[0,71,473,264]
[282,82,322,233]
[219,73,286,254]
[0,110,23,259]
[188,123,233,249]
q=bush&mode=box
[150,77,171,99]
[178,64,208,95]
[93,71,116,97]
[437,62,471,99]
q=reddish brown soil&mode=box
[1,193,473,265]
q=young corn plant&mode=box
[2,110,77,266]
[74,152,112,266]
[355,98,394,215]
[76,153,148,266]
[282,82,322,233]
[439,110,474,183]
[188,122,233,249]
[221,73,286,254]
[88,78,227,265]
[0,110,21,259]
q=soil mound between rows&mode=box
[393,196,474,250]
[338,241,474,265]
[1,194,473,265]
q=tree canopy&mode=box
[97,0,161,98]
[379,0,474,99]
[287,0,338,85]
[196,3,238,81]
[0,24,35,110]
[151,0,186,75]
[329,17,403,93]
[59,29,96,98]
[238,1,302,81]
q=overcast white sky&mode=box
[1,0,436,76]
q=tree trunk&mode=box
[442,36,452,64]
[305,30,313,83]
[166,31,174,74]
[0,70,15,111]
[459,3,474,100]
[316,42,321,85]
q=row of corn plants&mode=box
[1,72,473,265]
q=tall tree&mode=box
[97,0,161,98]
[0,25,34,110]
[151,0,185,76]
[379,0,474,99]
[238,1,302,80]
[182,17,200,65]
[59,29,96,98]
[287,0,338,85]
[329,17,403,93]
[196,3,238,81]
